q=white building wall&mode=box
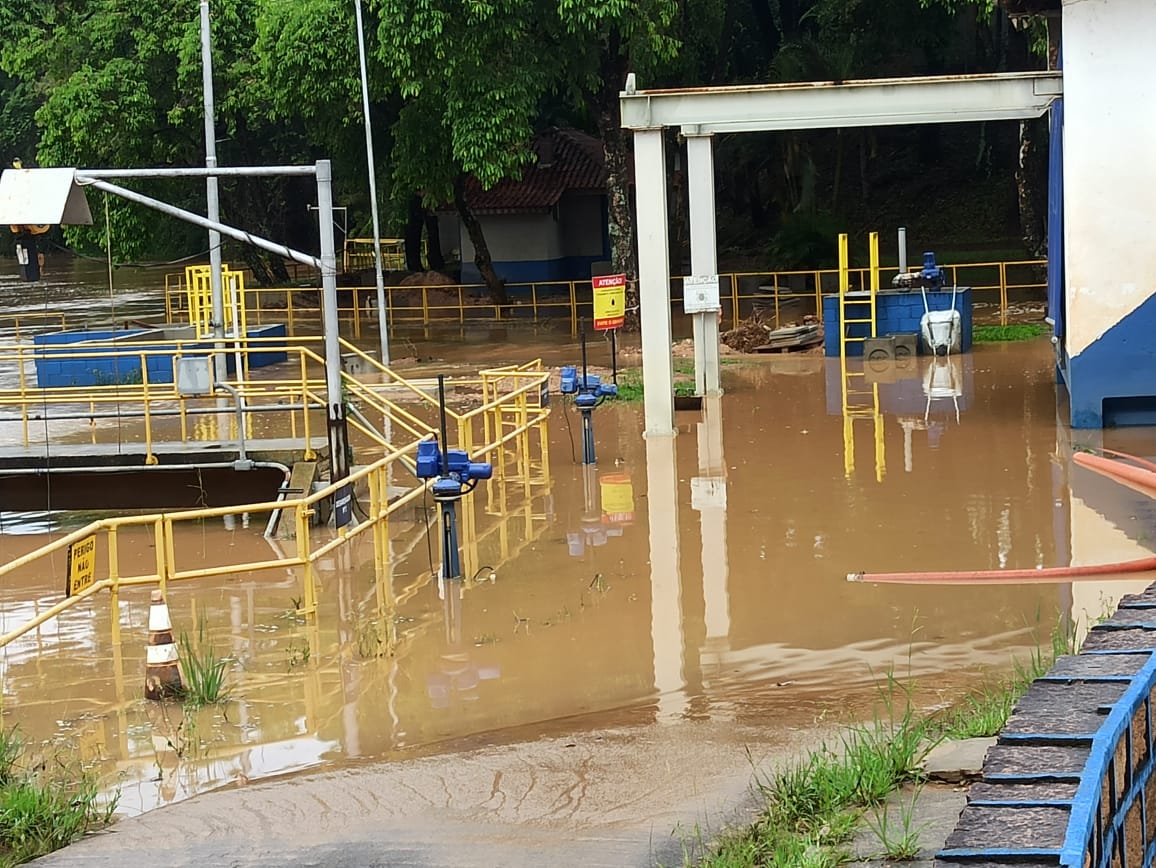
[1063,0,1156,357]
[458,213,562,263]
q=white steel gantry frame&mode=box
[620,70,1062,436]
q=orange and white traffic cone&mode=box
[144,589,184,700]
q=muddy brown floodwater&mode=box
[2,274,1156,829]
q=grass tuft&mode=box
[178,625,232,709]
[973,323,1050,343]
[0,727,117,867]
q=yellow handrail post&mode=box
[17,342,29,446]
[421,287,430,326]
[368,464,383,581]
[569,281,578,337]
[295,502,317,616]
[816,269,825,322]
[731,274,740,328]
[175,353,189,443]
[301,353,316,460]
[108,525,120,612]
[142,353,158,465]
[999,262,1009,325]
[459,288,465,325]
[154,517,168,595]
[287,289,296,336]
[531,284,539,320]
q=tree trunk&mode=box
[1016,118,1047,258]
[404,194,424,272]
[424,212,445,271]
[587,31,638,329]
[454,174,507,305]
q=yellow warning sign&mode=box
[592,274,626,331]
[65,534,97,597]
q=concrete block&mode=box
[922,737,996,782]
[864,336,895,362]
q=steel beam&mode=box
[621,71,1062,133]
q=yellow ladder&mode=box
[838,232,885,482]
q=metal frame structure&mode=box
[0,161,352,481]
[621,70,1063,436]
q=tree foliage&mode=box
[0,0,1055,281]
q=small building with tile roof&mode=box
[451,127,612,286]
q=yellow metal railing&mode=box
[343,237,410,273]
[0,363,552,657]
[0,336,548,468]
[154,258,1046,338]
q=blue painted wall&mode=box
[33,325,288,388]
[822,289,973,357]
[1066,291,1156,428]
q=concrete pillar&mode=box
[646,435,685,719]
[686,134,721,396]
[635,129,676,436]
[1061,0,1156,427]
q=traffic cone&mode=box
[144,589,184,700]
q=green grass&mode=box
[0,727,117,867]
[611,367,696,402]
[934,622,1075,740]
[695,624,1076,866]
[972,323,1050,343]
[178,626,232,709]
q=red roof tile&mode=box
[461,128,607,215]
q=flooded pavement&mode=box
[4,334,1155,829]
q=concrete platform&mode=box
[0,438,329,510]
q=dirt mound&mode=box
[398,271,455,287]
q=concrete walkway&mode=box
[35,720,825,868]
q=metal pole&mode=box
[353,0,390,365]
[437,375,449,473]
[610,329,618,384]
[200,1,226,383]
[898,226,908,275]
[79,179,319,269]
[580,317,588,387]
[317,159,350,482]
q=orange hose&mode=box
[849,449,1156,585]
[847,559,1156,585]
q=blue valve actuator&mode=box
[560,366,617,401]
[415,439,492,482]
[920,251,946,287]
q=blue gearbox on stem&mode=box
[415,439,492,502]
[559,365,617,465]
